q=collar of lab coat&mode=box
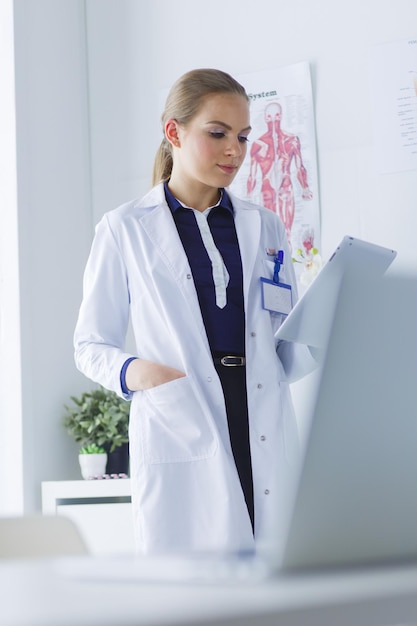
[137,183,261,305]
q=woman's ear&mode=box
[165,119,181,148]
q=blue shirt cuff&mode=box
[120,357,138,395]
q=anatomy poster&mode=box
[369,38,417,174]
[230,62,321,291]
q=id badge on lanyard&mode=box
[260,250,292,316]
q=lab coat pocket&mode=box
[139,376,217,464]
[263,259,276,279]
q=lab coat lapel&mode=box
[140,201,188,280]
[139,199,209,347]
[233,199,261,303]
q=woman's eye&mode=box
[209,131,249,143]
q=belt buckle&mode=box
[220,356,246,367]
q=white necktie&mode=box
[193,209,230,309]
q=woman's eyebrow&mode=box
[206,120,252,132]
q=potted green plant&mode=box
[78,443,107,480]
[63,386,130,477]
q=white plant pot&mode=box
[78,453,108,480]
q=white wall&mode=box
[5,0,417,512]
[86,0,417,268]
[10,0,94,512]
[0,0,23,514]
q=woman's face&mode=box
[167,93,251,192]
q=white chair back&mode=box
[0,515,87,559]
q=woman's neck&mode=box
[167,177,220,213]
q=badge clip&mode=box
[273,250,284,284]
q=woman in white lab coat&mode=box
[74,69,316,554]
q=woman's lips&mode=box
[218,164,237,175]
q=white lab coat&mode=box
[74,183,316,554]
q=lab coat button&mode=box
[260,435,266,441]
[264,489,270,495]
[186,274,192,279]
[257,383,263,389]
[250,331,256,337]
[207,377,212,383]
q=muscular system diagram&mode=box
[246,102,313,247]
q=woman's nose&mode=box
[225,138,242,157]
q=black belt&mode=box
[213,355,246,367]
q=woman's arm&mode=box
[125,359,185,391]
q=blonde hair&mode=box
[152,69,249,186]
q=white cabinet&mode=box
[41,479,135,555]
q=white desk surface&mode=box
[2,554,417,626]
